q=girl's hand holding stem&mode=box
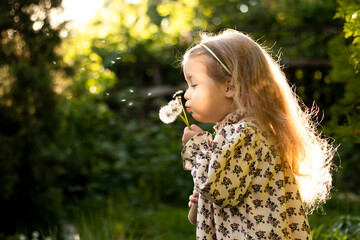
[182,124,203,146]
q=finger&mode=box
[190,195,199,204]
[190,124,203,132]
[183,126,189,133]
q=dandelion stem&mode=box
[178,96,191,129]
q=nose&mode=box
[184,88,190,100]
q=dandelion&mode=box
[159,90,191,128]
[159,105,178,124]
[168,100,182,115]
[173,90,184,99]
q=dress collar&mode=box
[213,111,244,132]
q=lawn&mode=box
[8,192,360,240]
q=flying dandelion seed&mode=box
[111,60,115,64]
[52,61,57,64]
[121,99,127,102]
[116,57,121,60]
[102,40,105,43]
[129,89,134,93]
[106,92,109,96]
[81,67,85,71]
[147,92,152,96]
[128,102,133,106]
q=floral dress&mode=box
[182,112,312,240]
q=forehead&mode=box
[183,54,212,77]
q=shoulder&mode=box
[217,119,261,140]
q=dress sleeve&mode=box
[181,122,260,208]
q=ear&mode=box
[224,80,235,98]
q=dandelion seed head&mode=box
[168,100,182,116]
[159,105,177,124]
[173,90,184,99]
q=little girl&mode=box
[181,29,334,239]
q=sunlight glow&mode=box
[125,0,141,4]
[56,0,105,27]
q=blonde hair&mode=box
[183,29,335,213]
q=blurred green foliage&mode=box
[0,0,359,237]
[0,0,65,235]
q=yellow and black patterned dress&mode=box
[182,112,312,240]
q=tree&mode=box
[326,0,360,193]
[0,0,66,235]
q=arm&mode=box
[182,122,259,208]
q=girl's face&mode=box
[183,54,235,123]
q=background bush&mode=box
[0,0,359,238]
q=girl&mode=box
[181,29,334,239]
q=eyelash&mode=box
[191,84,197,88]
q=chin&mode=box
[192,114,204,123]
[193,116,214,124]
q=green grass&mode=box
[68,196,196,240]
[69,192,359,240]
[309,192,360,240]
[7,192,360,240]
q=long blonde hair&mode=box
[183,29,335,213]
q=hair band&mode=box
[200,43,232,76]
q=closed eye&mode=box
[191,84,198,88]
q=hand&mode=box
[182,124,203,146]
[188,189,199,208]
